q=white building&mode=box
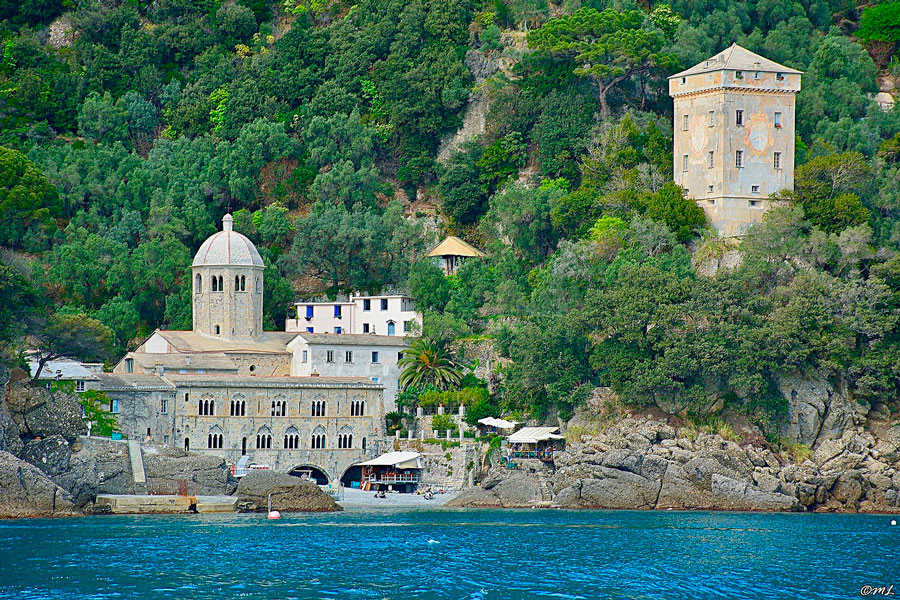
[286,294,422,337]
[28,358,103,392]
[287,333,410,412]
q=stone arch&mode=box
[212,276,218,292]
[195,273,202,293]
[310,395,326,417]
[289,464,329,485]
[340,465,362,488]
[240,275,246,291]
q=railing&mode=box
[502,450,557,462]
[321,484,344,501]
[363,473,420,484]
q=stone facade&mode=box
[669,44,801,236]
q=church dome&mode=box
[192,214,264,267]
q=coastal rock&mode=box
[235,470,341,512]
[52,437,132,507]
[0,400,22,456]
[143,445,238,496]
[21,435,71,477]
[569,468,661,509]
[0,450,80,518]
[710,474,800,511]
[5,384,86,442]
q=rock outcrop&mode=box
[235,470,341,512]
[450,416,900,513]
[143,445,238,496]
[0,451,80,518]
[4,383,85,442]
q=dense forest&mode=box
[2,0,899,437]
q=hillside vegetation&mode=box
[1,0,899,436]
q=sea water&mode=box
[0,508,897,599]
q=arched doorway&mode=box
[340,465,362,488]
[387,321,395,336]
[288,465,329,485]
[184,437,190,452]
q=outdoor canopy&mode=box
[506,427,565,444]
[356,451,422,469]
[477,417,519,429]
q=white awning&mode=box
[507,427,565,444]
[357,451,422,469]
[477,417,519,429]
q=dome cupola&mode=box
[192,214,264,267]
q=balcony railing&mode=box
[363,473,420,484]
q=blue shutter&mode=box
[306,305,313,319]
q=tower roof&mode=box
[192,214,264,267]
[670,43,802,79]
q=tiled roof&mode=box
[95,373,174,391]
[28,359,98,381]
[290,333,413,347]
[152,330,298,354]
[128,352,237,371]
[670,43,802,79]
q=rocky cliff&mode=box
[449,411,900,512]
[235,470,341,512]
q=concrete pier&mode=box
[96,494,237,514]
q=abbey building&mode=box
[97,215,416,485]
[669,44,802,236]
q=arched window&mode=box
[256,277,261,293]
[235,275,240,291]
[350,400,365,417]
[387,321,395,336]
[256,427,272,449]
[362,437,366,450]
[311,399,325,417]
[184,437,190,451]
[284,426,300,449]
[241,400,246,416]
[211,277,217,292]
[195,273,202,293]
[217,275,223,291]
[240,275,246,291]
[311,425,326,449]
[337,426,353,449]
[215,325,221,335]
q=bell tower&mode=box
[191,214,265,340]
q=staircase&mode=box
[128,440,148,495]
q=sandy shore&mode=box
[337,488,458,507]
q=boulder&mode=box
[710,474,800,511]
[52,437,132,507]
[0,450,80,518]
[143,445,237,496]
[5,384,85,442]
[235,470,341,512]
[0,400,22,457]
[656,463,720,509]
[576,468,661,509]
[21,435,71,477]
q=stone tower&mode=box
[668,44,802,236]
[191,214,265,340]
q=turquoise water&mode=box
[0,508,897,599]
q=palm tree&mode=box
[398,339,463,391]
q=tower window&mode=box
[735,110,744,126]
[212,277,218,292]
[195,274,202,293]
[752,185,760,194]
[735,150,744,168]
[708,185,714,193]
[774,152,782,169]
[682,114,689,131]
[215,325,221,335]
[774,112,782,128]
[235,275,239,291]
[708,111,714,127]
[240,276,245,291]
[682,154,688,173]
[707,151,714,168]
